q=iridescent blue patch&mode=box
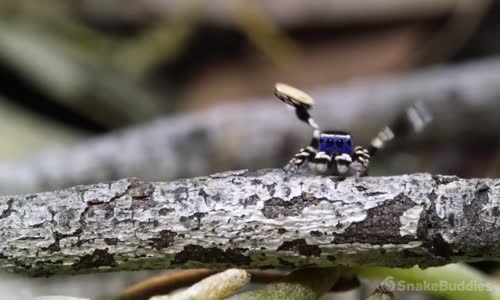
[319,133,353,155]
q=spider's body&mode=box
[274,82,431,176]
[319,131,353,156]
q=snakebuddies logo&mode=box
[379,276,495,292]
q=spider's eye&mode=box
[326,138,334,146]
[336,139,344,147]
[319,138,324,143]
[347,140,352,145]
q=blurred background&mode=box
[2,0,500,187]
[1,0,500,299]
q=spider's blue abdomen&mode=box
[319,132,353,156]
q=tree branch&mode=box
[1,169,498,276]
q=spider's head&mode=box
[319,131,353,156]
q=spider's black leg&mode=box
[353,101,432,177]
[368,101,432,157]
[294,104,320,131]
[273,85,320,131]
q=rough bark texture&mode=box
[1,169,499,276]
[3,58,500,195]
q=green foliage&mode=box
[357,264,500,300]
[228,268,340,300]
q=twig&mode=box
[149,269,250,300]
[120,269,284,300]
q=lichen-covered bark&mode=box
[3,59,500,195]
[0,169,498,276]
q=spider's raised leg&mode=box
[274,83,320,130]
[368,101,432,157]
[275,83,324,171]
[352,101,432,176]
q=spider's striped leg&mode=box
[308,151,332,174]
[284,128,321,171]
[368,101,432,157]
[351,146,371,177]
[284,146,317,171]
[334,153,353,176]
